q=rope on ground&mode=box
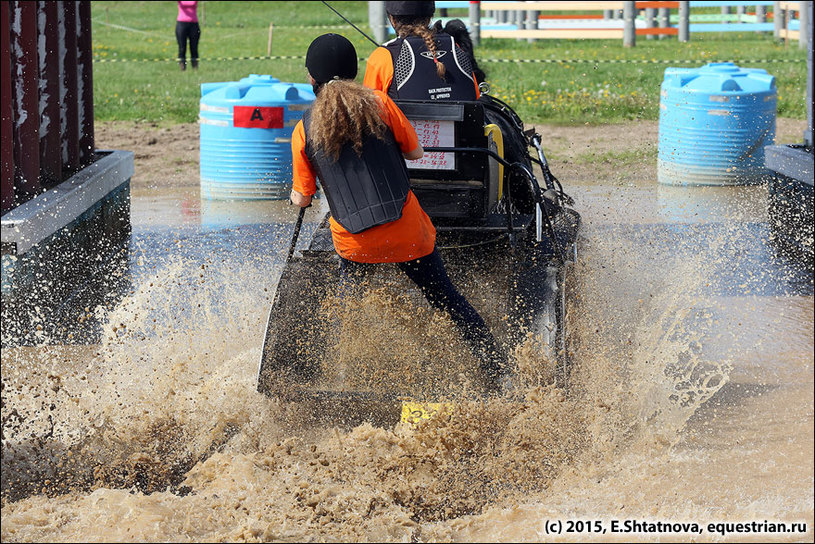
[94,21,356,35]
[481,57,803,64]
[93,55,310,63]
[92,55,805,64]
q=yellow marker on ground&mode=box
[400,401,452,425]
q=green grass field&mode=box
[91,1,808,125]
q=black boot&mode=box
[178,60,186,71]
[479,344,514,397]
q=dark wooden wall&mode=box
[1,1,94,214]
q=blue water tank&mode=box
[199,74,315,200]
[658,62,776,186]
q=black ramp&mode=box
[257,256,338,397]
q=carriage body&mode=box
[256,95,580,425]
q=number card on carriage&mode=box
[406,119,455,170]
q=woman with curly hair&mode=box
[290,34,507,394]
[363,1,481,101]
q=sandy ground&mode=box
[95,118,809,191]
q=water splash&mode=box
[2,187,812,541]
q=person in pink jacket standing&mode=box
[176,1,200,70]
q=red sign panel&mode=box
[233,106,284,129]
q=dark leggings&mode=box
[175,21,200,64]
[339,248,507,381]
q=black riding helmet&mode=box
[305,33,358,84]
[385,1,435,18]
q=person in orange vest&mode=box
[290,33,508,394]
[364,1,481,100]
[366,1,538,213]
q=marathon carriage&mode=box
[256,92,580,426]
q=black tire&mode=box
[507,223,578,389]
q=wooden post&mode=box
[77,1,95,168]
[10,0,41,198]
[267,23,274,57]
[774,1,783,38]
[62,1,80,176]
[39,1,62,186]
[623,1,636,47]
[679,2,690,42]
[736,4,745,23]
[782,5,789,46]
[645,7,656,40]
[658,6,670,40]
[515,10,523,42]
[721,5,731,24]
[1,1,15,212]
[756,4,766,34]
[369,1,387,44]
[525,10,537,44]
[469,1,480,47]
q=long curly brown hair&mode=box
[390,16,446,80]
[308,80,387,160]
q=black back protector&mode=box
[384,33,478,101]
[302,110,411,234]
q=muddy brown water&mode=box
[1,175,812,542]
